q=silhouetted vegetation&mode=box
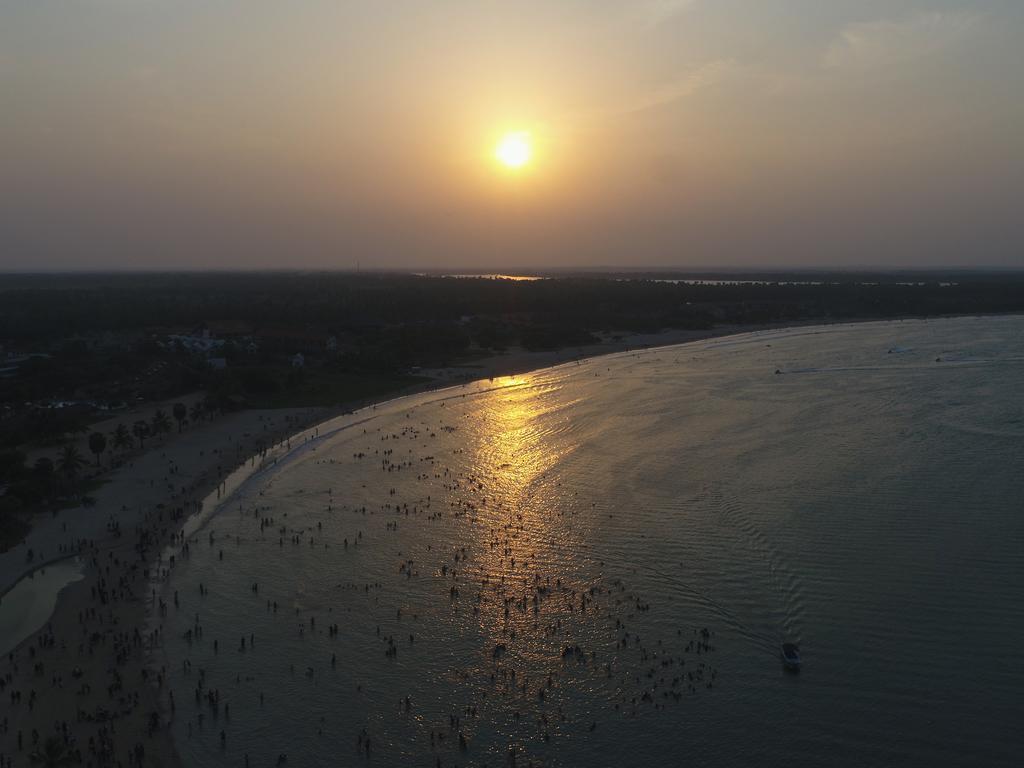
[2,270,1023,413]
[2,269,1023,547]
[2,269,1023,408]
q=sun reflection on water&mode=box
[463,378,606,679]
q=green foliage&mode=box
[150,409,171,434]
[111,423,132,451]
[56,444,85,487]
[2,271,1024,418]
[0,408,91,451]
[520,325,598,352]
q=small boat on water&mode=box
[781,643,802,670]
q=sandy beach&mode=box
[0,405,329,767]
[0,321,828,767]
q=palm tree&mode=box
[87,431,107,467]
[189,401,204,424]
[56,444,85,490]
[151,409,171,435]
[111,423,132,452]
[132,420,150,449]
[172,402,187,432]
[30,736,74,767]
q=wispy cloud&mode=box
[542,56,737,142]
[824,11,981,71]
[623,58,738,114]
[643,0,697,28]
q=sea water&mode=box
[0,558,84,656]
[157,316,1024,766]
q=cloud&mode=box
[824,11,980,71]
[643,0,696,28]
[543,56,738,143]
[623,58,739,115]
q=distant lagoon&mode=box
[423,273,959,287]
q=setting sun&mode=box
[495,131,532,169]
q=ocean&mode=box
[155,316,1024,767]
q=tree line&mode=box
[0,398,218,549]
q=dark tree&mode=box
[111,423,132,452]
[87,431,107,467]
[56,444,85,489]
[151,409,171,434]
[132,420,150,449]
[173,402,187,432]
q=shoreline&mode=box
[0,313,982,767]
[0,407,332,767]
[0,551,81,603]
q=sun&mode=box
[495,131,532,169]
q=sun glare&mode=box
[495,131,532,169]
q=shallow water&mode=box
[157,317,1024,767]
[0,558,84,656]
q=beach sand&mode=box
[0,407,326,767]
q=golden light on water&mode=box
[495,131,532,170]
[466,376,596,668]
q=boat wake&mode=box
[706,485,806,650]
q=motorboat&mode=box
[781,642,802,670]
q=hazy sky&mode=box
[2,1,1022,270]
